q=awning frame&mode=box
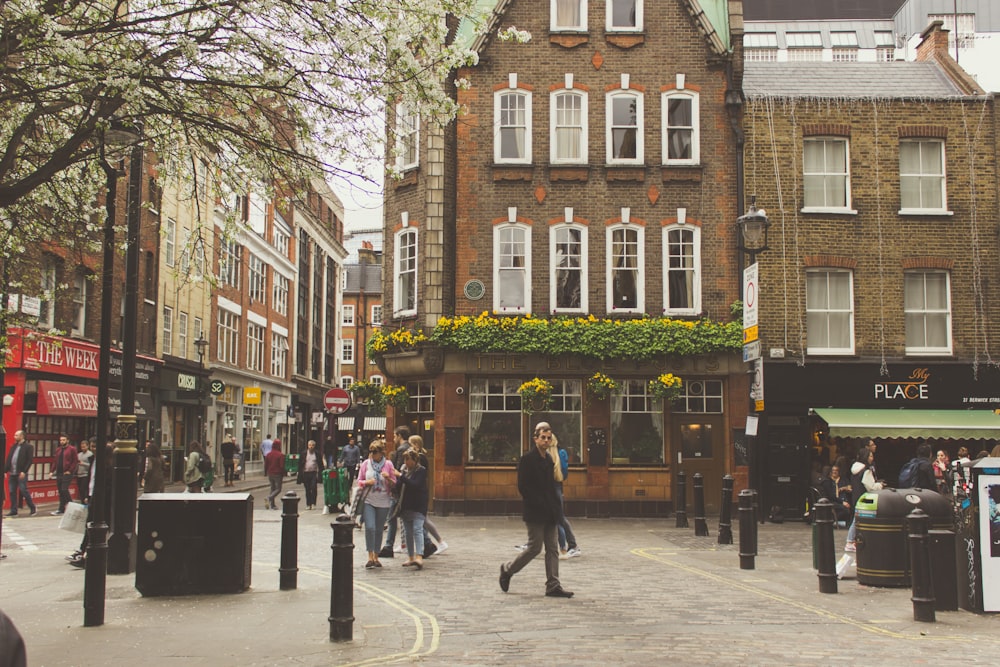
[810,408,1000,440]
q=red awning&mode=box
[35,380,154,417]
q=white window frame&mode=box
[606,90,644,165]
[493,223,532,314]
[248,254,266,303]
[899,139,948,214]
[219,237,241,288]
[246,322,265,372]
[550,89,588,165]
[904,270,952,355]
[610,379,664,464]
[341,339,355,364]
[71,271,87,336]
[607,0,641,31]
[662,224,701,315]
[271,332,289,377]
[394,228,418,317]
[217,309,240,364]
[38,256,57,329]
[551,0,586,32]
[802,138,854,213]
[340,375,354,390]
[164,218,176,267]
[806,269,855,355]
[550,223,588,313]
[162,305,173,356]
[371,304,383,327]
[272,273,289,316]
[606,224,644,313]
[177,311,188,359]
[273,226,290,257]
[662,90,700,165]
[494,89,532,164]
[193,316,203,345]
[395,103,419,171]
[342,305,355,327]
[370,375,384,387]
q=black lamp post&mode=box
[194,334,209,442]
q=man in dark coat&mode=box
[4,430,37,517]
[499,422,573,598]
[914,442,937,491]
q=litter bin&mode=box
[855,487,952,587]
[285,453,299,476]
[323,467,351,510]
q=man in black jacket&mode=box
[4,431,37,517]
[499,422,573,598]
[914,442,937,490]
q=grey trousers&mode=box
[503,521,561,593]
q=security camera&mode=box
[456,386,465,395]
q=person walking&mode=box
[143,442,165,493]
[75,439,93,504]
[261,433,274,459]
[220,436,237,487]
[845,445,883,552]
[379,426,411,558]
[499,423,573,598]
[183,441,205,493]
[264,439,285,509]
[407,435,447,555]
[396,448,428,569]
[298,439,324,510]
[549,432,581,559]
[359,441,397,569]
[338,437,361,486]
[4,430,37,517]
[49,434,78,514]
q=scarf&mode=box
[367,457,386,492]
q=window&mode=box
[162,306,173,356]
[177,311,188,359]
[341,339,355,364]
[342,305,355,327]
[663,225,700,315]
[271,333,289,377]
[806,269,854,355]
[607,0,640,31]
[551,224,587,312]
[550,90,587,164]
[370,375,383,387]
[272,273,289,316]
[930,13,975,49]
[340,375,354,390]
[874,31,895,62]
[248,254,266,303]
[607,91,643,164]
[396,103,419,170]
[371,305,383,327]
[38,256,57,329]
[786,31,822,61]
[164,218,176,267]
[676,379,724,413]
[273,226,290,257]
[246,323,265,372]
[551,0,586,31]
[803,138,851,211]
[394,228,418,317]
[745,32,777,62]
[607,225,644,312]
[611,380,663,464]
[217,309,240,364]
[193,317,203,345]
[219,237,241,288]
[494,224,530,313]
[662,91,699,165]
[899,140,946,212]
[407,381,435,414]
[469,379,523,463]
[831,31,859,62]
[71,271,88,336]
[179,228,192,273]
[529,380,583,463]
[495,89,531,164]
[905,271,952,354]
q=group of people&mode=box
[4,431,96,517]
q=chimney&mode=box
[915,20,949,62]
[358,243,377,265]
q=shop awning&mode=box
[363,417,387,432]
[337,417,355,431]
[36,380,155,418]
[810,408,1000,440]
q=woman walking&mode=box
[408,435,448,554]
[184,441,205,493]
[144,442,165,493]
[75,439,93,503]
[358,441,397,569]
[396,448,428,569]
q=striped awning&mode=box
[337,417,355,430]
[363,417,387,432]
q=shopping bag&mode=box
[59,502,88,534]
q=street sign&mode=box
[209,379,226,396]
[750,358,764,411]
[743,325,758,343]
[743,340,761,363]
[324,387,352,414]
[742,262,758,329]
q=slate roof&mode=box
[743,61,972,99]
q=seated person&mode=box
[830,464,853,524]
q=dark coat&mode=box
[144,455,165,493]
[4,441,33,475]
[396,463,428,515]
[517,446,561,525]
[915,458,937,491]
[50,444,78,476]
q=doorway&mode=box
[673,416,726,513]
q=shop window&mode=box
[676,379,723,413]
[529,380,583,464]
[469,379,523,464]
[610,380,663,464]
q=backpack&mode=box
[197,453,212,474]
[558,448,569,480]
[898,458,920,488]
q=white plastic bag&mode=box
[59,502,88,534]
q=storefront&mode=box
[759,361,1000,517]
[156,362,209,482]
[2,328,159,507]
[209,370,292,475]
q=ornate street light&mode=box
[194,334,209,441]
[736,196,770,264]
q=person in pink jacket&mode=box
[357,440,397,569]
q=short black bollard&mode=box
[675,470,689,528]
[692,473,709,536]
[738,489,756,570]
[814,498,837,594]
[280,491,300,590]
[927,529,958,611]
[908,508,936,622]
[717,475,734,545]
[330,514,356,642]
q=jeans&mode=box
[363,503,391,554]
[555,484,577,550]
[76,475,90,503]
[56,474,74,511]
[301,470,318,506]
[402,510,426,559]
[503,521,562,593]
[6,473,36,514]
[223,459,235,484]
[383,496,400,549]
[267,474,283,507]
[846,518,858,544]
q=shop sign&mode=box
[177,373,197,390]
[243,387,262,405]
[874,367,930,401]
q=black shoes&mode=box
[378,546,394,558]
[545,587,574,598]
[499,565,511,592]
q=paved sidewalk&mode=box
[2,494,1000,666]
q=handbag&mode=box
[389,482,406,520]
[349,485,371,525]
[59,502,88,534]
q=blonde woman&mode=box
[358,441,397,569]
[407,435,449,554]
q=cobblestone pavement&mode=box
[2,485,1000,666]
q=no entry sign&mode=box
[323,387,351,414]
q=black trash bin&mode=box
[855,487,952,587]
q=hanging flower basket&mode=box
[648,373,683,403]
[381,384,409,411]
[586,372,620,401]
[518,377,553,415]
[349,380,382,405]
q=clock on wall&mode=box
[463,279,485,301]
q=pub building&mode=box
[2,327,160,508]
[759,361,1000,518]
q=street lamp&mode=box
[736,196,770,264]
[195,334,209,442]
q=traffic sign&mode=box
[742,262,759,329]
[743,340,761,362]
[209,379,226,396]
[743,325,759,343]
[324,387,352,414]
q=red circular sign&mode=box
[323,387,352,414]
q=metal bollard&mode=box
[692,473,709,536]
[738,489,756,570]
[675,470,689,528]
[280,491,300,590]
[330,514,356,642]
[907,508,935,623]
[814,499,837,594]
[83,520,110,627]
[927,530,958,611]
[717,475,734,545]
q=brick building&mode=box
[381,0,749,515]
[744,22,1000,515]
